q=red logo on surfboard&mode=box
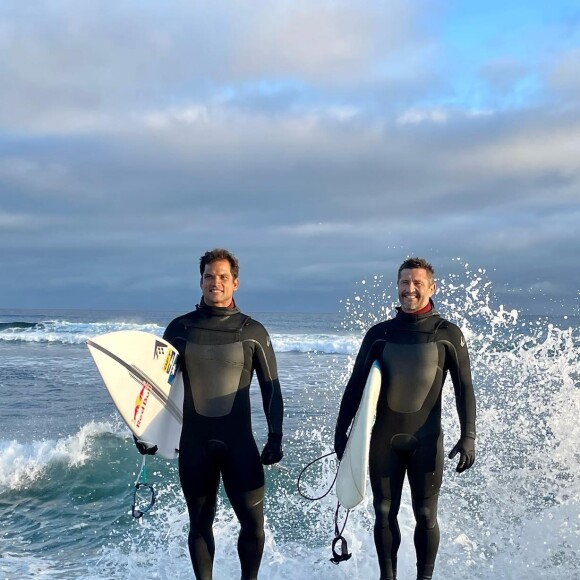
[133,383,151,427]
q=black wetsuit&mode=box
[335,302,476,580]
[164,303,283,580]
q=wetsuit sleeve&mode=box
[163,318,184,355]
[162,320,178,346]
[335,325,384,437]
[252,325,284,436]
[444,324,476,439]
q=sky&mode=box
[1,0,579,314]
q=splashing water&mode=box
[332,261,580,579]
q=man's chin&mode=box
[205,296,226,307]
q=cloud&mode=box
[0,0,579,314]
[230,0,430,83]
[549,48,580,99]
[0,0,434,131]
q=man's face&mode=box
[397,268,435,313]
[200,259,239,307]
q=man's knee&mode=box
[374,498,400,527]
[413,499,438,529]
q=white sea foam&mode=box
[272,333,360,355]
[0,320,164,345]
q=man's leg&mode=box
[370,440,406,580]
[222,437,265,580]
[227,485,265,580]
[179,444,221,580]
[408,434,444,580]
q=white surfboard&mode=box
[87,330,183,459]
[336,360,382,509]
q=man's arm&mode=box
[334,325,384,459]
[162,317,185,353]
[444,323,476,472]
[251,322,284,464]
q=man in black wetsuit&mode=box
[138,248,284,580]
[334,257,476,580]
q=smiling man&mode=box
[334,257,476,580]
[137,248,284,580]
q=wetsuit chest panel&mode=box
[382,342,439,413]
[184,342,245,417]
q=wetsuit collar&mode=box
[395,299,439,321]
[196,298,240,317]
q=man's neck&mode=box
[402,302,432,315]
[200,297,236,309]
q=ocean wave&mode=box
[271,333,360,355]
[0,321,44,331]
[0,321,360,354]
[0,320,164,345]
[0,421,126,492]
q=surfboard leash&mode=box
[330,502,352,565]
[295,451,352,564]
[131,456,157,522]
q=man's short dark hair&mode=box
[397,257,434,283]
[199,248,240,279]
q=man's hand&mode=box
[261,433,283,465]
[448,436,475,473]
[334,431,348,461]
[133,434,158,456]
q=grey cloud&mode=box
[0,0,432,132]
[3,103,579,237]
[480,58,531,93]
[1,1,579,315]
[549,48,580,99]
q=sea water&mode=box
[1,268,579,579]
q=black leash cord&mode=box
[296,451,337,501]
[296,451,352,565]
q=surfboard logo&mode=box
[163,349,177,374]
[133,383,151,427]
[153,340,166,359]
